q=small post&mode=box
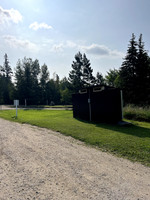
[120,90,123,120]
[88,90,92,122]
[16,103,18,117]
[14,100,19,118]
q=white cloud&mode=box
[29,22,53,31]
[0,6,22,24]
[51,43,64,52]
[3,35,38,52]
[47,40,124,58]
[81,44,124,58]
[50,41,77,52]
[66,41,77,48]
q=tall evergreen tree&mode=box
[40,64,50,104]
[1,54,13,79]
[30,59,40,104]
[119,33,138,104]
[0,54,14,104]
[22,59,33,104]
[0,74,4,104]
[119,34,150,105]
[135,34,150,104]
[40,64,49,87]
[82,54,95,86]
[69,52,83,93]
[15,58,40,105]
[95,72,105,85]
[15,60,24,103]
[69,52,95,92]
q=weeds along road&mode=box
[0,118,150,200]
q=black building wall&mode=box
[72,86,123,123]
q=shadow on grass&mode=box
[97,123,150,138]
[75,118,150,139]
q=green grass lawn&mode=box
[0,109,150,166]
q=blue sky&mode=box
[0,0,150,79]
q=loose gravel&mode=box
[0,118,150,200]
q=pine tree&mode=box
[95,72,105,85]
[15,60,24,103]
[69,52,95,92]
[69,52,84,93]
[119,33,138,104]
[0,54,14,104]
[15,58,41,105]
[40,64,49,89]
[2,54,13,79]
[0,74,4,104]
[82,54,95,86]
[135,34,150,104]
[119,33,150,105]
[40,64,50,104]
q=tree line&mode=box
[0,33,150,106]
[0,56,71,105]
[69,34,150,105]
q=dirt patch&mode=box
[0,118,150,199]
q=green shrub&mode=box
[124,105,150,122]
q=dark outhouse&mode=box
[72,85,123,123]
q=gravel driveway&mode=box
[0,118,150,200]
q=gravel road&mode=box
[0,118,150,200]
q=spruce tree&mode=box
[119,33,138,104]
[69,52,84,93]
[40,64,49,89]
[15,60,24,103]
[39,64,49,104]
[82,53,95,86]
[2,54,13,80]
[69,52,95,92]
[135,34,150,104]
[120,33,150,105]
[0,54,14,104]
[15,58,41,105]
[95,72,105,85]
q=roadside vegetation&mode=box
[124,105,150,122]
[0,109,149,167]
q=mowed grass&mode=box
[0,109,150,166]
